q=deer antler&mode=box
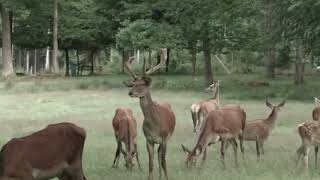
[145,48,167,75]
[124,56,138,79]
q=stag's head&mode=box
[121,143,136,170]
[205,80,220,94]
[181,144,202,168]
[266,99,286,112]
[123,49,168,98]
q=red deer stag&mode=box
[123,49,176,180]
[242,100,285,161]
[296,121,320,170]
[190,81,220,133]
[112,107,141,170]
[181,105,246,168]
[312,97,320,167]
[0,122,87,180]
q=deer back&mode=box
[112,108,137,141]
[298,122,320,144]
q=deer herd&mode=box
[0,49,319,180]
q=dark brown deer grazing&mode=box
[0,122,87,180]
[312,97,320,167]
[112,107,141,170]
[123,49,176,180]
[296,121,320,170]
[190,81,220,133]
[242,100,285,161]
[182,105,246,168]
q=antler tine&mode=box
[145,48,167,75]
[124,56,138,79]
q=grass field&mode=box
[0,75,319,180]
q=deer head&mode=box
[121,146,136,170]
[205,80,220,94]
[266,99,286,111]
[315,97,320,106]
[123,49,168,98]
[181,144,202,168]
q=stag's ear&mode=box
[142,76,152,86]
[123,80,134,87]
[181,144,191,154]
[278,100,286,107]
[266,99,273,108]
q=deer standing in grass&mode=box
[312,97,320,167]
[112,107,141,170]
[296,121,320,170]
[242,100,285,161]
[190,81,220,133]
[123,49,176,180]
[182,105,246,168]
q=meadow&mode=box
[0,74,319,180]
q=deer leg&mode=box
[296,146,304,167]
[158,145,163,180]
[303,146,310,172]
[220,138,226,169]
[255,140,261,162]
[161,143,168,180]
[230,139,238,167]
[259,141,265,161]
[146,141,155,180]
[201,148,208,167]
[134,144,142,171]
[315,147,318,168]
[239,134,245,159]
[112,141,122,168]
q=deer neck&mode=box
[139,90,158,123]
[266,108,278,127]
[211,86,220,105]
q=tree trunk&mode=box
[0,3,15,78]
[265,0,276,79]
[294,46,305,85]
[166,48,170,73]
[26,50,30,74]
[45,47,50,71]
[90,50,94,75]
[148,50,152,70]
[92,48,101,73]
[121,49,125,73]
[191,47,197,77]
[203,39,213,86]
[76,50,80,75]
[52,0,59,74]
[34,49,37,74]
[18,48,22,69]
[65,49,70,76]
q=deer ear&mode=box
[181,144,191,154]
[315,97,320,104]
[195,146,202,156]
[123,80,134,87]
[142,76,152,86]
[278,100,286,107]
[266,99,273,108]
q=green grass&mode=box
[0,75,319,179]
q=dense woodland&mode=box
[0,0,319,86]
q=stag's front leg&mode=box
[146,141,155,180]
[315,147,318,168]
[161,143,168,180]
[158,145,163,179]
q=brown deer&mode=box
[242,100,285,160]
[181,105,246,168]
[190,81,220,133]
[312,97,320,167]
[296,121,320,170]
[123,49,176,180]
[0,122,87,180]
[112,107,141,170]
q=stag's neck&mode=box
[139,91,158,123]
[265,109,278,127]
[211,86,220,105]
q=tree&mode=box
[0,3,15,78]
[52,0,59,73]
